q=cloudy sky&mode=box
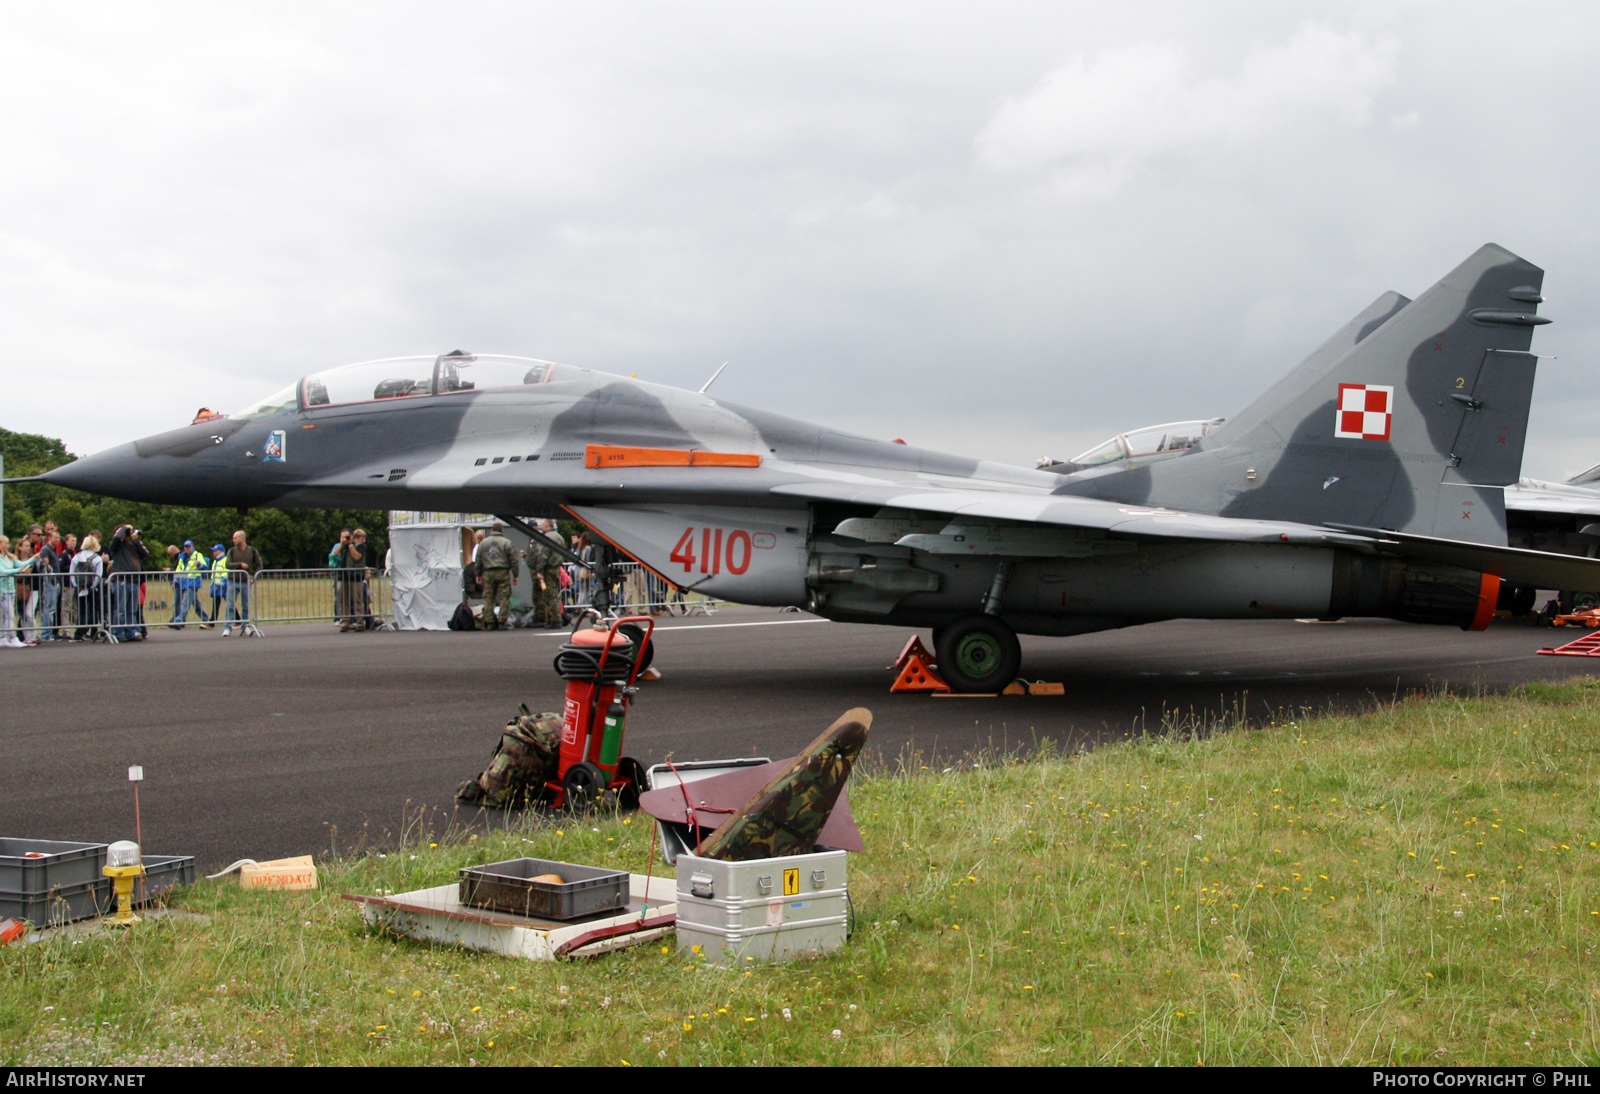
[4,2,1597,479]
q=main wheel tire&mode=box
[618,623,654,674]
[1503,583,1537,617]
[934,615,1021,693]
[561,761,606,812]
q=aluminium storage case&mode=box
[674,849,847,963]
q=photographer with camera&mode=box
[106,525,148,642]
[329,528,351,629]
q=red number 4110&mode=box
[670,527,753,576]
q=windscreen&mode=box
[232,383,300,420]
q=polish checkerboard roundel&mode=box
[1334,383,1393,441]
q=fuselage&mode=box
[41,352,1498,640]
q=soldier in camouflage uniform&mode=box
[530,519,566,628]
[695,708,871,860]
[475,522,519,630]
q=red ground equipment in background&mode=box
[548,616,653,810]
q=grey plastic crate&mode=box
[134,855,196,905]
[458,858,628,921]
[0,839,106,894]
[0,879,109,927]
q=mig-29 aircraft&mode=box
[21,243,1600,691]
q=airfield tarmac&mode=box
[5,605,1594,870]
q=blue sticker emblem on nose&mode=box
[263,430,286,463]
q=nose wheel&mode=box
[934,615,1021,693]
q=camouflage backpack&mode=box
[456,705,562,808]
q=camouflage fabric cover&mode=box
[695,707,871,861]
[456,706,562,808]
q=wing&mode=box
[769,477,1374,547]
[773,474,1600,589]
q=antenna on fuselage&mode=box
[698,361,729,394]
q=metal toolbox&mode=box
[674,849,847,963]
[0,879,109,927]
[0,838,107,894]
[458,858,629,921]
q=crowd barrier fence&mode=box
[2,559,719,645]
[559,560,720,618]
[251,567,393,629]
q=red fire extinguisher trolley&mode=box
[547,615,654,810]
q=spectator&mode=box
[350,528,376,630]
[36,524,61,641]
[71,535,104,642]
[15,536,38,644]
[206,544,227,627]
[330,528,356,630]
[105,525,148,642]
[463,529,486,603]
[170,539,210,629]
[164,545,181,628]
[223,529,263,637]
[56,533,78,634]
[0,535,43,648]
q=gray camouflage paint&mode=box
[33,243,1599,641]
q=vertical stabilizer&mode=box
[1143,245,1547,543]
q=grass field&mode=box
[6,679,1600,1066]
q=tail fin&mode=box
[1158,244,1547,544]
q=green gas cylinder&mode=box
[599,698,626,768]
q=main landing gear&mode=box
[934,615,1022,693]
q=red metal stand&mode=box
[1537,632,1600,658]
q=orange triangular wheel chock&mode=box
[891,655,951,692]
[890,635,937,671]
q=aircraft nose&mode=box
[40,441,154,500]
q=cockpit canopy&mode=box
[229,352,564,420]
[1038,418,1225,474]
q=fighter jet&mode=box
[20,242,1600,690]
